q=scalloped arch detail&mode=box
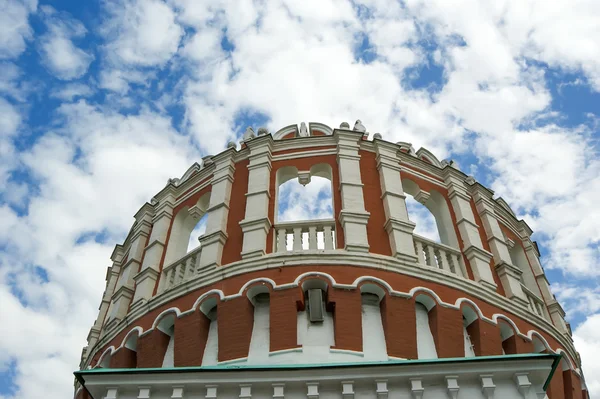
[88,271,579,375]
[416,148,442,167]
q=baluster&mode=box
[445,252,456,274]
[453,254,464,277]
[323,225,334,250]
[293,227,303,251]
[173,264,182,285]
[426,244,436,267]
[186,256,195,279]
[308,226,318,250]
[437,248,450,272]
[414,240,425,265]
[167,268,175,289]
[277,228,287,252]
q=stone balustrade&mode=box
[274,219,336,252]
[158,245,203,293]
[413,235,466,278]
[522,285,548,320]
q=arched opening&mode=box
[98,350,112,369]
[187,213,207,253]
[401,179,458,248]
[498,319,517,355]
[297,279,334,354]
[275,165,335,251]
[247,287,271,364]
[359,285,388,360]
[414,295,438,360]
[156,314,176,368]
[531,335,547,354]
[200,298,218,366]
[506,239,543,300]
[164,192,211,265]
[461,306,478,357]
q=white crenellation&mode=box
[410,377,424,399]
[443,167,496,290]
[480,375,496,399]
[240,384,252,399]
[341,381,354,399]
[446,376,459,399]
[137,387,151,399]
[307,382,319,399]
[336,130,370,252]
[375,380,388,399]
[198,149,236,269]
[206,385,218,399]
[272,383,285,398]
[240,136,274,259]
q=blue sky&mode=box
[0,0,599,398]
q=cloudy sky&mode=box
[0,0,599,397]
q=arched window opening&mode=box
[157,314,176,368]
[461,306,478,358]
[415,295,438,360]
[402,179,459,249]
[498,320,516,355]
[201,299,218,366]
[507,239,541,298]
[247,288,271,364]
[360,290,388,360]
[532,335,547,354]
[186,213,207,253]
[297,279,334,353]
[275,165,335,251]
[164,192,211,265]
[98,352,111,368]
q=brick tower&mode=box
[75,121,588,399]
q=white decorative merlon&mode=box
[514,373,532,398]
[307,382,319,399]
[206,385,218,399]
[137,387,151,399]
[272,383,285,398]
[445,376,459,399]
[105,387,118,399]
[353,120,366,133]
[410,378,424,399]
[480,375,496,399]
[375,380,388,399]
[243,127,256,141]
[341,381,354,399]
[340,122,350,129]
[240,384,252,399]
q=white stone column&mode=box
[335,130,370,252]
[443,168,496,290]
[240,136,273,258]
[470,184,528,305]
[198,149,235,268]
[373,140,416,260]
[522,238,554,303]
[132,187,176,305]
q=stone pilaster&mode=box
[240,136,273,259]
[335,129,370,252]
[470,184,527,305]
[198,149,235,268]
[92,246,124,343]
[443,168,496,290]
[373,140,416,260]
[522,238,554,303]
[132,186,176,305]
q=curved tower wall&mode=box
[77,123,587,399]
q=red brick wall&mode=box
[218,296,254,361]
[548,367,565,399]
[221,159,249,265]
[381,296,417,359]
[270,288,303,352]
[502,334,534,354]
[563,370,583,399]
[428,305,464,358]
[466,318,503,356]
[174,311,211,366]
[328,288,362,351]
[136,329,171,368]
[359,150,392,256]
[109,347,137,368]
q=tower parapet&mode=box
[75,122,587,399]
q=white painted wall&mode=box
[463,323,476,358]
[202,319,218,366]
[416,303,438,359]
[247,298,270,364]
[162,334,175,368]
[297,310,335,360]
[361,294,388,361]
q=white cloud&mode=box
[573,314,600,395]
[49,82,94,101]
[277,176,333,223]
[38,6,94,80]
[102,0,183,66]
[0,0,36,59]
